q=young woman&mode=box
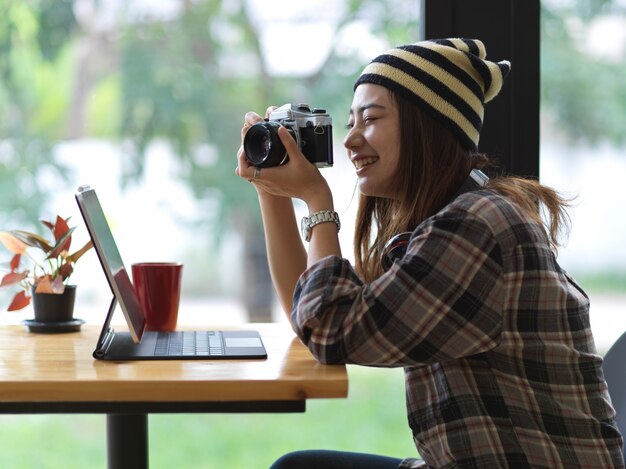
[235,39,624,469]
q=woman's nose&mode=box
[343,126,363,151]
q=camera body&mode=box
[244,103,333,168]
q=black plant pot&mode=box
[31,285,77,323]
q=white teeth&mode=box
[354,157,378,169]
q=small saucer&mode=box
[22,318,85,334]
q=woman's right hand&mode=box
[235,107,274,186]
[235,107,333,212]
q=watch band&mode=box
[301,210,340,242]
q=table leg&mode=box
[106,414,148,469]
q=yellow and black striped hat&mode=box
[354,38,511,150]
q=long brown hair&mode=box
[354,91,571,282]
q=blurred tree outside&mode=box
[541,0,626,146]
[1,0,626,319]
[540,0,626,298]
[0,0,76,226]
[0,0,420,320]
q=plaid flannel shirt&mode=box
[291,190,624,468]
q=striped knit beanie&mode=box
[354,38,511,150]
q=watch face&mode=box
[301,216,310,240]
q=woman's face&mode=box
[344,84,401,199]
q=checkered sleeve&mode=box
[291,206,505,366]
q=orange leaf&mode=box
[54,215,70,241]
[0,232,28,254]
[59,262,73,280]
[51,276,65,294]
[41,220,55,232]
[35,276,54,293]
[8,291,30,311]
[67,240,93,264]
[1,271,29,288]
[10,254,21,271]
[10,230,53,253]
[48,227,75,259]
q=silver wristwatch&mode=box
[300,210,341,242]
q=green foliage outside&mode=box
[541,1,626,146]
[576,270,626,294]
[0,0,419,230]
[2,0,626,226]
[0,0,420,316]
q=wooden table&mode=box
[0,324,349,468]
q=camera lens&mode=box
[243,121,289,168]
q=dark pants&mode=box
[269,449,404,469]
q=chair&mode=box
[602,330,626,461]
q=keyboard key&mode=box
[155,331,223,357]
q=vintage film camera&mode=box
[243,104,333,168]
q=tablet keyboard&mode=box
[154,331,224,357]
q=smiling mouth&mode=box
[354,156,379,170]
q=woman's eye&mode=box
[345,122,354,129]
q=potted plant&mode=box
[0,215,93,329]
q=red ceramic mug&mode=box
[131,262,183,331]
